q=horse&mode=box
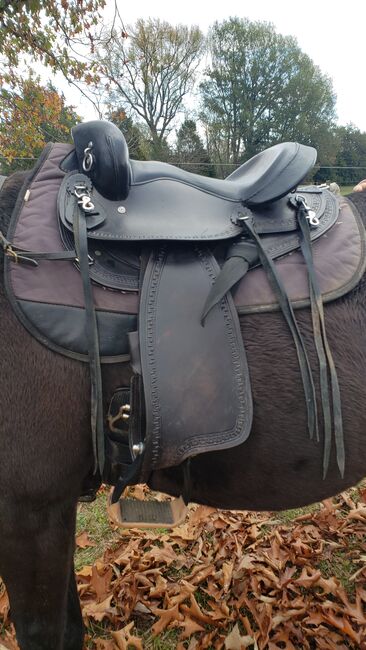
[0,166,366,650]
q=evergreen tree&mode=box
[107,108,150,160]
[175,119,214,176]
[333,125,366,185]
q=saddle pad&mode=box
[5,143,366,362]
[236,196,366,313]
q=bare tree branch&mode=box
[94,18,205,157]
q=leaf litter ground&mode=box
[0,484,365,649]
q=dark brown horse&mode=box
[0,171,366,650]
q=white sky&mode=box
[70,0,366,131]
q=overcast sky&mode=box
[72,0,366,131]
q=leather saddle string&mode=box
[73,200,105,475]
[0,229,77,265]
[297,204,345,477]
[201,240,259,323]
[242,215,318,442]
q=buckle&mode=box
[294,194,319,227]
[73,184,95,213]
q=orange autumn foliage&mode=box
[0,76,80,170]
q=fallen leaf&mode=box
[178,617,205,640]
[112,622,143,649]
[90,565,114,603]
[75,531,96,549]
[224,623,255,649]
[151,603,183,635]
[82,594,117,622]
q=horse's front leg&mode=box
[65,562,84,650]
[0,497,83,650]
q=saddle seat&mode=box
[70,120,316,205]
[59,123,319,244]
[129,141,316,205]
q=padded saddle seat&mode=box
[71,120,317,205]
[130,142,316,205]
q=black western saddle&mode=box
[3,120,349,526]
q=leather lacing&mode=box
[201,198,345,478]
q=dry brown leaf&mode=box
[187,564,214,586]
[143,543,178,566]
[148,573,168,598]
[322,612,361,643]
[294,566,322,587]
[111,622,143,649]
[189,505,216,524]
[151,603,183,635]
[0,629,19,650]
[221,561,234,592]
[0,589,10,618]
[181,593,217,624]
[277,565,297,588]
[263,537,291,569]
[178,617,205,640]
[75,531,96,549]
[90,565,114,603]
[359,487,366,503]
[94,640,115,650]
[224,623,255,649]
[169,523,197,541]
[76,565,93,578]
[338,591,366,624]
[82,594,117,622]
[271,608,307,628]
[168,580,196,607]
[267,630,298,650]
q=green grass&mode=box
[142,628,182,649]
[75,490,119,570]
[317,552,358,596]
[276,502,320,523]
[340,185,356,195]
[84,624,183,650]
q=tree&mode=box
[332,124,366,185]
[174,118,214,176]
[99,19,204,160]
[106,108,151,160]
[0,0,107,85]
[0,75,80,173]
[200,18,336,169]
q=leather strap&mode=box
[73,197,105,474]
[0,229,76,266]
[201,240,259,321]
[296,199,345,477]
[241,212,318,442]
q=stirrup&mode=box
[107,488,187,529]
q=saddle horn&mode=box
[72,120,131,201]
